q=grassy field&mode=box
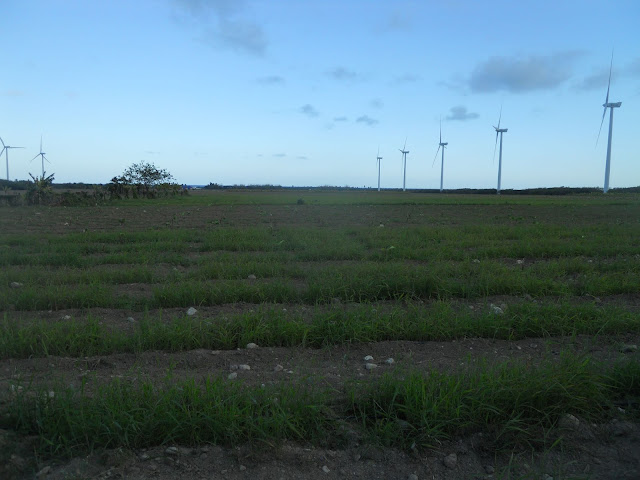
[1,190,639,479]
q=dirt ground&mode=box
[2,306,639,480]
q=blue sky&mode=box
[2,0,639,189]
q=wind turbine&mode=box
[399,138,409,191]
[376,147,382,191]
[432,117,448,192]
[1,137,25,181]
[492,106,508,194]
[597,53,622,193]
[31,136,51,178]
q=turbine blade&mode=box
[0,137,5,147]
[403,137,407,150]
[497,105,502,130]
[605,51,613,105]
[492,131,499,164]
[432,145,441,167]
[596,106,607,146]
[44,155,51,164]
[40,135,43,152]
[30,154,39,162]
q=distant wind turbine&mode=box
[376,147,383,191]
[492,106,508,194]
[399,138,409,191]
[596,52,622,193]
[1,137,25,181]
[432,117,448,192]
[31,136,51,177]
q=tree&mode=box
[121,161,174,188]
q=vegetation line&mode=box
[3,356,638,457]
[1,302,638,359]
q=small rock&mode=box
[228,372,238,380]
[239,465,246,471]
[558,413,580,430]
[230,364,239,370]
[274,364,284,372]
[472,259,480,263]
[516,259,524,265]
[379,224,384,228]
[543,475,554,480]
[610,420,635,436]
[9,282,23,288]
[246,342,258,349]
[385,358,395,365]
[165,446,179,456]
[186,307,197,316]
[490,304,504,315]
[36,466,51,478]
[140,454,150,461]
[484,465,495,474]
[443,453,457,469]
[238,364,250,371]
[247,274,257,280]
[408,475,418,480]
[620,344,638,353]
[62,315,72,320]
[127,317,135,323]
[365,363,377,370]
[363,355,374,361]
[322,465,330,473]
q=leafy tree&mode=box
[121,161,174,187]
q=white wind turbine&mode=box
[399,138,409,191]
[492,106,508,194]
[597,53,622,193]
[1,137,25,181]
[376,147,383,191]
[432,117,448,192]
[31,136,51,178]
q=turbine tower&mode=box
[597,53,622,193]
[0,137,25,181]
[492,107,508,194]
[432,117,448,193]
[376,147,382,191]
[31,136,50,177]
[399,138,409,192]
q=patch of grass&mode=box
[3,357,638,458]
[2,302,638,359]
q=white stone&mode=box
[274,364,284,372]
[365,363,377,370]
[247,274,257,280]
[10,282,23,288]
[385,358,395,365]
[165,446,179,456]
[490,304,504,315]
[322,465,330,473]
[186,307,197,316]
[127,317,135,323]
[363,355,374,361]
[238,364,251,370]
[228,372,238,380]
[62,315,72,320]
[443,453,457,469]
[558,413,580,430]
[246,342,258,349]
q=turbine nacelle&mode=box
[604,102,622,108]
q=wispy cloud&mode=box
[327,67,359,82]
[333,116,348,122]
[370,98,384,109]
[300,104,319,118]
[296,156,308,160]
[468,52,582,93]
[575,57,640,91]
[257,75,284,85]
[445,106,479,121]
[273,153,286,158]
[356,115,379,126]
[172,0,267,56]
[392,73,421,84]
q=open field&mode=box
[1,190,639,479]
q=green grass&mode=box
[2,302,638,359]
[4,356,638,458]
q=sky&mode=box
[1,0,639,190]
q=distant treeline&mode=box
[0,179,98,191]
[202,183,640,195]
